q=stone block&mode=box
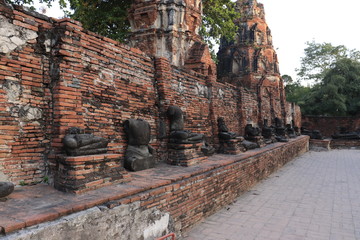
[219,137,246,155]
[245,136,266,148]
[54,154,131,194]
[309,139,331,151]
[167,143,207,166]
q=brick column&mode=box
[153,58,173,161]
[51,19,85,153]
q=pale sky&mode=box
[33,0,360,81]
[261,0,360,80]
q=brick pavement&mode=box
[183,150,360,240]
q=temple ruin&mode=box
[0,0,309,239]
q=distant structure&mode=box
[218,0,287,127]
[0,0,301,188]
[128,0,216,77]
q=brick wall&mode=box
[0,6,54,183]
[286,102,302,128]
[0,6,160,183]
[302,116,360,137]
[93,136,310,236]
[239,87,259,128]
[51,18,157,155]
[1,135,309,238]
[0,4,302,185]
[211,82,242,139]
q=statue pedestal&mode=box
[310,139,331,151]
[219,137,246,155]
[167,143,208,166]
[245,136,266,148]
[55,154,131,194]
[263,136,277,144]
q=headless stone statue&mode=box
[312,130,324,140]
[262,119,275,139]
[274,117,288,142]
[201,142,216,156]
[124,119,155,171]
[332,127,360,140]
[286,124,297,138]
[294,126,300,136]
[63,127,108,156]
[301,127,324,140]
[243,124,262,149]
[167,106,204,144]
[245,124,261,137]
[217,117,238,140]
[0,182,14,198]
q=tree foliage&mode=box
[200,0,240,49]
[320,58,360,115]
[283,75,311,106]
[297,41,360,83]
[5,0,240,46]
[295,58,360,116]
[67,0,132,41]
[292,41,360,116]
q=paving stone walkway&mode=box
[184,150,360,240]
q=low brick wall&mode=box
[302,115,360,138]
[2,136,309,239]
[153,136,309,233]
[309,139,331,151]
[54,154,131,193]
[330,139,360,149]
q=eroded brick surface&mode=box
[303,115,360,137]
[0,136,309,237]
[0,1,301,187]
[217,0,301,129]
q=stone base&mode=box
[0,182,14,198]
[0,136,310,237]
[219,137,246,155]
[264,136,277,145]
[125,156,155,172]
[309,139,331,151]
[55,154,131,194]
[330,139,360,149]
[167,143,208,166]
[245,136,266,148]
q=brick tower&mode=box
[217,0,286,126]
[128,0,216,76]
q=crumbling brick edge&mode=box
[0,136,309,237]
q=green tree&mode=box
[68,0,131,41]
[5,0,240,46]
[282,74,294,85]
[200,0,240,49]
[302,83,347,116]
[283,75,311,106]
[301,58,360,116]
[321,58,360,115]
[297,41,360,83]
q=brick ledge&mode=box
[0,136,309,235]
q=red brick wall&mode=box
[0,5,302,185]
[212,82,242,139]
[286,102,302,128]
[0,7,160,184]
[167,68,213,136]
[293,104,302,128]
[51,18,157,155]
[302,116,360,137]
[239,88,259,129]
[135,136,309,235]
[0,6,54,184]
